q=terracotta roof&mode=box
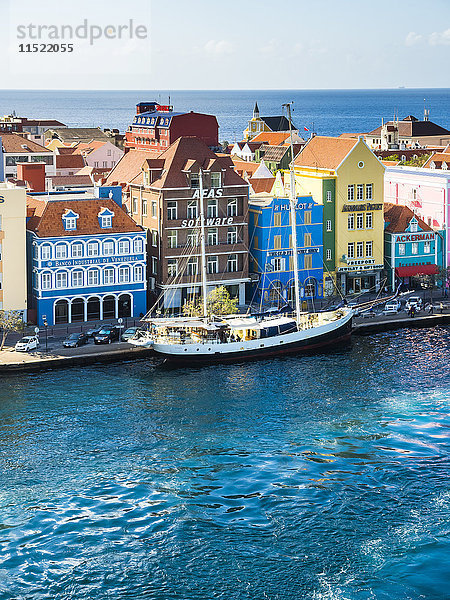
[249,177,276,194]
[72,140,108,155]
[1,133,51,153]
[48,175,93,186]
[230,157,261,177]
[47,128,109,142]
[55,154,86,169]
[23,119,66,127]
[106,150,153,186]
[423,152,450,169]
[27,195,143,238]
[56,147,77,155]
[294,136,359,170]
[384,202,432,233]
[251,131,292,145]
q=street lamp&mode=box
[42,317,48,352]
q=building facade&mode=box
[27,186,147,326]
[248,196,324,306]
[125,102,219,153]
[125,136,250,310]
[0,182,28,316]
[244,102,298,141]
[384,203,444,290]
[2,134,56,180]
[293,136,385,296]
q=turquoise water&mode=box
[0,328,449,599]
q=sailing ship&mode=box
[130,104,353,363]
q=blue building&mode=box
[27,186,147,325]
[384,203,445,290]
[248,196,324,307]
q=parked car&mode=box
[62,332,89,348]
[405,296,423,311]
[94,326,120,345]
[15,336,39,352]
[383,300,401,314]
[121,327,138,342]
[86,325,102,338]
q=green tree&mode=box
[182,286,239,317]
[404,154,431,167]
[0,310,25,350]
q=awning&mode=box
[395,264,439,277]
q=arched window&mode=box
[72,270,84,287]
[40,244,52,261]
[71,242,83,258]
[55,271,68,289]
[133,264,144,282]
[41,272,52,289]
[71,298,85,322]
[87,269,100,286]
[118,266,130,283]
[54,299,69,324]
[133,237,144,253]
[55,244,68,259]
[103,268,115,285]
[118,239,130,254]
[87,241,99,257]
[103,240,115,256]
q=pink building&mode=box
[384,165,450,268]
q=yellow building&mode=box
[292,136,385,296]
[0,182,28,316]
[243,102,297,141]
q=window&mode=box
[55,271,68,288]
[207,255,218,274]
[348,214,355,230]
[187,258,198,276]
[107,149,111,156]
[274,235,281,249]
[410,219,418,233]
[134,265,144,281]
[119,266,130,283]
[151,230,157,247]
[356,213,364,229]
[104,268,114,284]
[65,217,77,230]
[304,233,311,247]
[227,198,238,217]
[398,243,405,256]
[365,212,373,229]
[304,254,312,270]
[412,242,418,255]
[207,199,218,218]
[102,161,107,168]
[167,201,177,220]
[326,190,332,202]
[190,173,200,189]
[72,270,83,287]
[72,243,83,258]
[347,185,354,201]
[347,243,355,259]
[118,240,129,255]
[412,189,417,200]
[227,226,238,245]
[101,215,112,228]
[55,244,68,259]
[211,172,221,188]
[187,229,199,246]
[167,259,177,277]
[227,254,238,272]
[326,220,332,232]
[88,270,99,286]
[365,241,373,257]
[424,241,431,254]
[41,245,51,260]
[167,230,177,248]
[326,249,332,261]
[152,257,157,274]
[272,257,283,271]
[304,211,312,225]
[41,272,51,289]
[356,241,364,258]
[274,212,281,227]
[187,200,198,219]
[366,184,373,200]
[132,197,138,214]
[87,242,99,257]
[207,228,218,246]
[134,238,144,253]
[357,184,364,200]
[142,198,148,217]
[151,201,157,218]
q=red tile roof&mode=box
[1,133,52,153]
[384,202,432,233]
[48,175,93,186]
[294,136,359,170]
[27,196,143,237]
[106,149,153,186]
[55,154,86,169]
[249,177,275,194]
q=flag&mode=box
[304,126,309,131]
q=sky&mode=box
[3,0,450,89]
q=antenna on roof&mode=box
[424,98,430,121]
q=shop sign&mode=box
[192,188,223,199]
[395,232,435,242]
[180,216,234,228]
[347,258,375,266]
[44,254,143,268]
[268,248,319,257]
[337,264,383,272]
[342,203,382,212]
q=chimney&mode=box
[17,162,45,192]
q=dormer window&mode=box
[410,218,418,233]
[62,209,79,231]
[190,173,200,189]
[443,162,448,171]
[211,172,221,188]
[430,161,436,169]
[98,207,114,229]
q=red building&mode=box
[124,102,219,154]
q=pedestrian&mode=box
[440,302,444,314]
[428,303,433,314]
[411,306,416,318]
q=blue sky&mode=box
[3,0,450,89]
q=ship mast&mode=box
[283,102,302,323]
[198,168,208,317]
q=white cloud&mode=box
[405,31,423,46]
[204,39,234,56]
[429,28,450,46]
[258,38,279,56]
